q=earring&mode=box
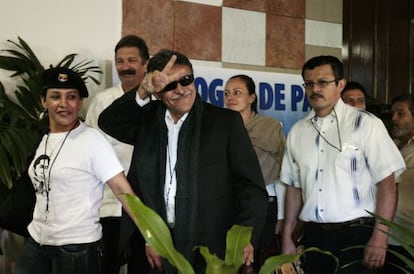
[39,109,48,119]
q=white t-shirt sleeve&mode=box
[90,130,124,183]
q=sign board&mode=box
[194,66,312,134]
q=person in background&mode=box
[224,74,286,271]
[85,34,149,274]
[0,229,25,274]
[98,49,268,273]
[14,67,137,274]
[280,55,406,274]
[341,81,367,110]
[381,94,414,273]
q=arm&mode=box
[228,113,268,264]
[281,185,302,255]
[107,173,164,271]
[106,172,136,217]
[275,181,286,234]
[363,174,397,268]
[98,90,142,145]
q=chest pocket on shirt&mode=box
[335,143,365,175]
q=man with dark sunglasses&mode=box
[98,49,268,273]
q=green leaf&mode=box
[224,225,252,265]
[198,246,238,274]
[195,225,252,274]
[259,247,337,274]
[124,193,195,274]
[16,36,44,70]
[386,248,414,272]
[259,253,301,274]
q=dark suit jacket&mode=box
[98,91,268,266]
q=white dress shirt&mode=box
[164,111,188,227]
[280,99,405,223]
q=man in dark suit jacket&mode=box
[98,49,268,273]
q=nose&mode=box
[118,61,130,70]
[59,97,67,107]
[174,83,186,94]
[391,113,398,122]
[310,84,321,93]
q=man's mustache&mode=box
[119,69,136,76]
[170,90,192,99]
[310,93,323,99]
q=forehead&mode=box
[342,89,365,98]
[392,101,410,111]
[225,77,246,87]
[171,64,192,75]
[115,46,141,58]
[304,64,334,79]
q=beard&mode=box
[392,124,413,138]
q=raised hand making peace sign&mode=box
[140,54,188,94]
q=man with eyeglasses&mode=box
[98,49,268,273]
[280,55,405,273]
[341,81,367,110]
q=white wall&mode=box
[0,0,123,99]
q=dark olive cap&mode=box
[42,67,88,98]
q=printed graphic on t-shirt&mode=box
[32,154,50,195]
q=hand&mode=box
[363,238,387,269]
[281,236,297,255]
[275,219,284,235]
[140,55,187,94]
[243,243,254,265]
[145,244,163,272]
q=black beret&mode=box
[42,67,88,98]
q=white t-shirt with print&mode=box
[28,122,124,245]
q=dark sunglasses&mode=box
[162,74,194,92]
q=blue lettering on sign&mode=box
[195,77,224,107]
[195,77,311,113]
[290,85,312,112]
[291,85,303,111]
[274,84,286,111]
[195,77,208,102]
[259,82,273,110]
[209,79,224,106]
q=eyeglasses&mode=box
[162,74,194,92]
[302,79,336,90]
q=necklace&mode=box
[311,109,342,152]
[165,143,176,227]
[42,125,75,213]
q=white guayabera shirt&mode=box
[280,99,406,223]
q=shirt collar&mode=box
[165,110,189,125]
[305,97,346,123]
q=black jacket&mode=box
[99,91,268,268]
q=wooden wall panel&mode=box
[343,0,413,105]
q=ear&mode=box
[338,79,347,92]
[41,96,47,109]
[249,93,256,104]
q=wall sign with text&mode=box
[194,66,311,134]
